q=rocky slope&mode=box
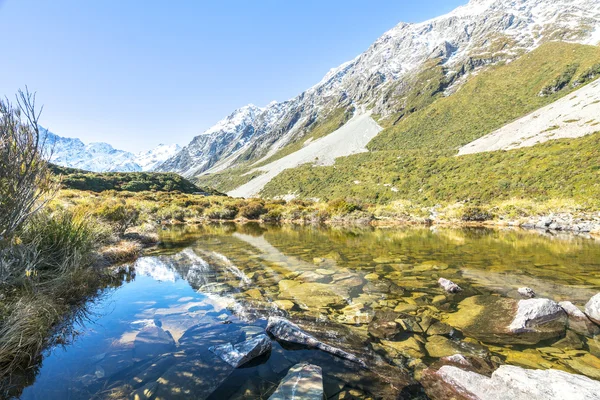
[158,0,600,183]
[459,76,600,155]
[42,128,180,172]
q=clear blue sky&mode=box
[0,0,465,152]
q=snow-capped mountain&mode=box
[42,128,181,172]
[157,0,600,178]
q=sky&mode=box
[0,0,466,152]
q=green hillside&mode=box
[262,132,600,205]
[259,42,600,205]
[369,42,600,151]
[50,164,224,195]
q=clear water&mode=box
[16,224,600,399]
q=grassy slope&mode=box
[261,132,600,205]
[50,164,223,195]
[369,42,600,151]
[260,42,600,205]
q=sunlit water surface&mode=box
[17,224,600,399]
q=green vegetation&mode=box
[262,132,600,208]
[369,42,600,152]
[50,164,222,195]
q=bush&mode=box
[327,198,362,215]
[20,211,106,272]
[461,206,494,222]
[94,200,139,234]
[239,202,267,219]
[205,206,238,220]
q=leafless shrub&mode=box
[0,88,55,243]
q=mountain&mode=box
[157,0,600,195]
[42,129,181,173]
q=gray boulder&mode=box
[517,287,536,298]
[508,298,567,334]
[446,296,566,345]
[438,278,462,293]
[421,365,600,400]
[209,334,271,368]
[559,301,600,337]
[269,363,323,400]
[585,293,600,325]
[266,316,366,367]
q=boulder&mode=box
[585,293,600,325]
[209,334,271,368]
[438,278,462,293]
[446,296,566,345]
[559,301,600,337]
[268,363,323,400]
[421,365,600,400]
[508,298,567,334]
[266,316,366,367]
[517,287,536,298]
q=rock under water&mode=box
[266,316,367,368]
[268,363,324,400]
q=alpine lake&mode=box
[15,224,600,399]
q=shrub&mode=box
[0,89,54,241]
[20,211,106,272]
[205,206,238,220]
[461,206,495,222]
[94,200,140,234]
[239,202,268,219]
[327,198,362,215]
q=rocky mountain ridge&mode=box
[42,128,180,173]
[157,0,600,179]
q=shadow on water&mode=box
[8,224,600,399]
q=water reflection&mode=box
[16,224,600,399]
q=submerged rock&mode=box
[209,334,271,368]
[421,364,600,400]
[268,363,323,400]
[131,381,158,400]
[283,282,349,310]
[266,316,366,367]
[446,296,566,345]
[134,326,176,359]
[585,293,600,325]
[368,311,400,339]
[153,352,234,400]
[559,301,600,337]
[517,287,536,298]
[438,278,462,293]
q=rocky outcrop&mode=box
[559,301,600,337]
[209,334,272,368]
[421,365,600,400]
[446,296,567,344]
[268,363,324,400]
[585,293,600,325]
[266,316,366,367]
